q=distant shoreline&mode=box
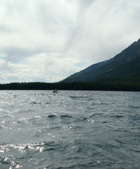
[0,82,140,92]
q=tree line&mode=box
[0,82,140,91]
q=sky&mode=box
[0,0,140,83]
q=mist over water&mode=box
[0,90,140,169]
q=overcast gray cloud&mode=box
[0,0,140,83]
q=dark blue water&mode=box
[0,90,140,169]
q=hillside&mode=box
[62,60,108,83]
[62,38,140,83]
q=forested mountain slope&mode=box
[62,38,140,83]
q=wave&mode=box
[111,115,124,118]
[129,105,140,109]
[47,113,72,119]
[69,95,88,99]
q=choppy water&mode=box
[0,90,140,169]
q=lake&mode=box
[0,90,140,169]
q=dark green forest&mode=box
[0,82,140,91]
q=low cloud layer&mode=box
[0,0,140,83]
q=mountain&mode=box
[62,38,140,83]
[62,60,109,83]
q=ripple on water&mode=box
[0,91,140,168]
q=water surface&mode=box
[0,90,140,168]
